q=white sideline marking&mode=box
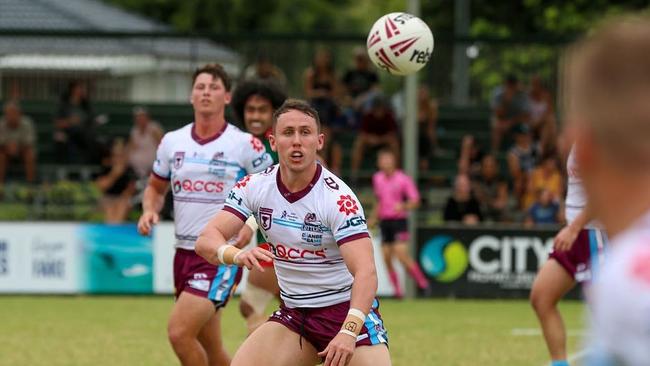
[511,328,588,337]
[538,348,592,366]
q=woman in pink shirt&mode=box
[371,149,429,297]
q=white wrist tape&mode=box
[348,308,366,322]
[245,216,258,232]
[233,250,243,265]
[338,329,358,338]
[217,244,234,264]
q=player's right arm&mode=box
[554,206,593,251]
[137,175,168,236]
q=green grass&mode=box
[0,296,586,366]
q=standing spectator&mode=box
[443,174,483,225]
[457,134,485,179]
[528,75,557,153]
[523,151,563,210]
[127,106,163,180]
[472,154,509,222]
[242,53,287,91]
[350,96,400,180]
[490,75,530,151]
[370,149,429,298]
[0,101,36,184]
[524,188,561,227]
[304,48,340,168]
[342,47,380,116]
[417,85,440,170]
[507,123,540,208]
[53,80,103,163]
[95,138,136,224]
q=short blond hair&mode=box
[566,15,650,168]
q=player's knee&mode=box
[240,298,254,318]
[167,323,191,348]
[240,283,274,317]
[529,287,551,312]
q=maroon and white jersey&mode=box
[152,122,272,250]
[223,164,370,308]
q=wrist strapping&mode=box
[338,329,358,338]
[217,244,241,265]
[245,216,258,232]
[340,308,366,337]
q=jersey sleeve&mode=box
[222,175,255,222]
[151,134,171,180]
[242,134,273,174]
[402,173,420,202]
[327,189,370,246]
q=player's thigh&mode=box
[232,322,319,366]
[169,291,216,337]
[530,259,575,305]
[348,344,391,366]
[247,266,280,294]
[391,242,411,261]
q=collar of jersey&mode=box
[277,163,322,203]
[191,122,228,145]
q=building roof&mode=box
[0,0,239,72]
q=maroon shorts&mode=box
[268,299,388,352]
[174,248,242,308]
[549,228,607,283]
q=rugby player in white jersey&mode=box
[530,144,606,366]
[563,16,650,366]
[196,99,391,366]
[137,64,273,366]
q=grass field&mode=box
[0,296,587,366]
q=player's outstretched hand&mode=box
[318,333,356,366]
[137,211,159,236]
[234,247,274,272]
[554,224,579,252]
[233,224,254,248]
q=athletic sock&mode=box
[388,270,403,298]
[551,360,569,366]
[408,263,430,289]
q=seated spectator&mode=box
[127,106,163,180]
[522,150,563,210]
[417,85,440,170]
[528,75,557,153]
[54,80,104,164]
[443,174,483,225]
[242,53,287,91]
[95,138,136,224]
[524,188,560,227]
[472,154,509,222]
[350,96,400,180]
[0,101,36,184]
[490,75,530,151]
[507,123,540,208]
[457,134,485,179]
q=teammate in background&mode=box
[530,144,605,366]
[196,99,390,366]
[564,17,650,366]
[231,80,287,333]
[137,64,273,366]
[370,149,429,298]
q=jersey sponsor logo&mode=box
[260,207,273,230]
[252,153,269,168]
[337,216,367,231]
[302,212,324,233]
[268,242,326,260]
[262,165,276,175]
[337,195,359,216]
[228,190,243,206]
[281,210,300,222]
[324,176,339,190]
[251,136,265,153]
[301,232,323,246]
[172,179,225,193]
[211,152,224,161]
[235,175,251,188]
[173,151,185,169]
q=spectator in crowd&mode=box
[528,75,557,154]
[350,95,400,181]
[457,134,485,179]
[242,53,287,91]
[507,123,540,208]
[341,47,380,116]
[54,80,104,164]
[95,137,136,224]
[127,106,163,180]
[0,101,36,184]
[472,154,509,222]
[523,151,563,210]
[490,75,530,151]
[524,188,561,227]
[443,174,483,225]
[417,85,440,170]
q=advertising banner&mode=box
[417,226,581,299]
